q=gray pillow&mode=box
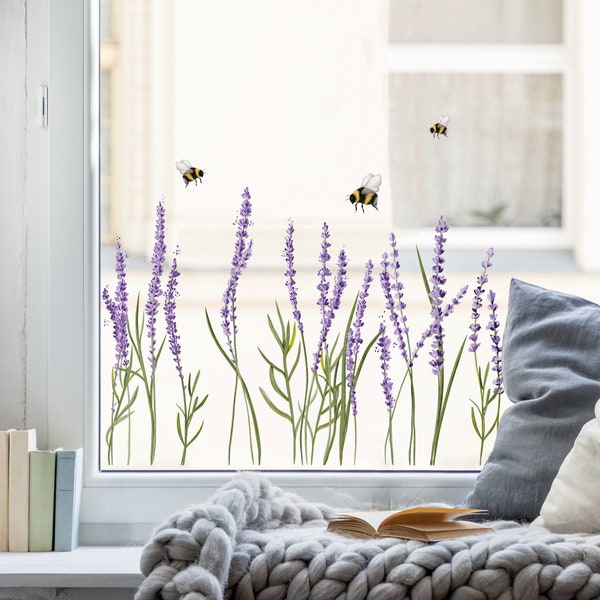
[464,278,600,522]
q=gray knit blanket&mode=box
[135,473,600,600]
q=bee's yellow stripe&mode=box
[363,192,376,205]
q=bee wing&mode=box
[437,115,449,126]
[361,173,381,193]
[176,160,193,174]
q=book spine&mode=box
[8,429,37,552]
[0,431,9,552]
[53,448,83,552]
[28,450,57,552]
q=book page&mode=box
[333,510,397,529]
[379,507,485,528]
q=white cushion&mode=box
[533,399,600,533]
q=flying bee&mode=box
[430,115,449,138]
[176,160,204,187]
[348,173,381,213]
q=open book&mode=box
[326,506,493,542]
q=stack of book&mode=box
[0,429,83,552]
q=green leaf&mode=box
[415,245,432,300]
[259,387,292,422]
[257,347,285,375]
[187,422,204,445]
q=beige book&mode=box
[8,429,37,552]
[0,430,11,552]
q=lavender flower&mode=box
[164,248,183,380]
[312,223,332,372]
[102,236,129,370]
[427,217,469,375]
[487,289,504,395]
[330,249,348,312]
[469,248,494,353]
[283,219,303,333]
[346,259,374,416]
[380,233,410,365]
[312,244,348,372]
[220,187,254,359]
[428,217,449,375]
[146,201,167,377]
[377,323,394,411]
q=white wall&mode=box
[0,1,27,430]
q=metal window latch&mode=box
[37,86,48,128]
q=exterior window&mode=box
[388,0,568,233]
[389,73,562,228]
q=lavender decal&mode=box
[380,233,430,465]
[424,217,469,465]
[469,253,504,463]
[340,259,376,464]
[164,249,208,465]
[258,220,307,463]
[101,189,507,469]
[259,223,378,465]
[205,187,261,464]
[377,322,396,463]
[126,201,168,465]
[102,237,139,465]
[309,240,379,465]
[381,217,479,465]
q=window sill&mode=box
[0,546,143,588]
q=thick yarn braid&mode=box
[135,473,334,600]
[136,473,600,600]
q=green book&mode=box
[28,450,57,552]
[53,448,83,552]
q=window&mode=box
[387,0,570,249]
[39,0,600,544]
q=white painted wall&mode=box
[0,1,27,431]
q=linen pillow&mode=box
[533,399,600,533]
[464,278,600,522]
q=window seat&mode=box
[0,546,143,588]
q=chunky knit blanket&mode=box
[135,473,600,600]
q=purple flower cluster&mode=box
[427,217,468,375]
[377,323,394,412]
[221,187,254,359]
[428,217,449,375]
[102,236,129,370]
[469,248,494,353]
[487,290,504,395]
[312,223,348,372]
[283,219,303,333]
[346,260,374,416]
[380,233,410,365]
[164,248,183,381]
[146,201,167,377]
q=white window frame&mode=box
[33,0,600,545]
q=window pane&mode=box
[389,0,563,44]
[389,73,562,228]
[99,0,560,474]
